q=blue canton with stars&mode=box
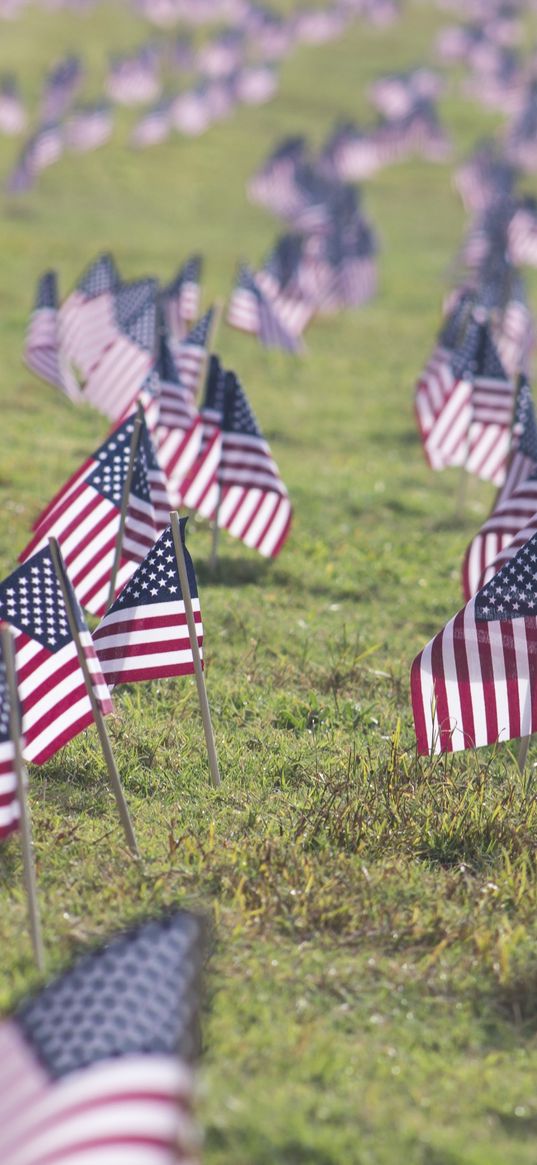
[451,317,485,380]
[184,307,214,349]
[84,415,156,508]
[34,271,58,311]
[222,371,262,437]
[475,532,537,621]
[202,354,227,417]
[113,280,157,352]
[0,547,84,650]
[78,253,119,299]
[164,255,202,299]
[474,323,508,381]
[109,522,198,613]
[16,911,203,1078]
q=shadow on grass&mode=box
[196,557,270,589]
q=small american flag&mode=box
[0,628,19,841]
[0,910,203,1164]
[65,104,114,153]
[152,336,199,506]
[463,380,537,597]
[130,99,172,149]
[93,520,202,686]
[40,54,83,122]
[82,279,158,420]
[182,363,292,558]
[21,415,170,617]
[463,322,515,486]
[170,307,214,395]
[412,530,537,754]
[58,252,120,395]
[161,255,202,341]
[227,263,302,352]
[0,547,112,765]
[24,271,64,392]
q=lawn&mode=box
[2,2,537,1163]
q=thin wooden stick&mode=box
[107,404,144,610]
[170,512,221,787]
[1,625,45,972]
[48,538,139,855]
[518,735,531,774]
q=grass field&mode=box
[3,2,537,1162]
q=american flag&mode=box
[508,199,537,267]
[497,377,537,505]
[161,255,202,341]
[93,521,202,686]
[21,415,170,617]
[255,236,315,337]
[235,63,279,106]
[227,263,302,353]
[464,322,515,486]
[24,271,64,392]
[65,104,114,153]
[170,307,214,394]
[82,279,158,420]
[0,910,202,1165]
[181,365,292,558]
[415,295,475,469]
[0,547,112,765]
[152,337,199,507]
[106,45,162,106]
[58,253,120,395]
[171,85,212,136]
[412,531,537,755]
[13,121,64,185]
[462,380,537,597]
[40,55,83,122]
[247,135,308,217]
[493,276,535,379]
[130,99,172,149]
[0,629,19,841]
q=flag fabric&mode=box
[93,520,202,686]
[161,256,202,341]
[0,628,20,842]
[411,531,537,755]
[181,363,292,557]
[170,307,214,394]
[81,279,158,420]
[415,302,478,471]
[493,277,535,379]
[496,377,537,505]
[65,104,114,153]
[0,72,26,135]
[23,271,64,392]
[57,253,120,394]
[464,322,515,486]
[0,910,203,1165]
[227,263,302,353]
[130,99,172,149]
[40,54,83,122]
[21,415,170,618]
[152,337,200,506]
[0,547,113,765]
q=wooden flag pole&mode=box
[48,538,139,856]
[170,511,221,787]
[107,404,144,610]
[1,625,45,972]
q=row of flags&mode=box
[0,0,401,29]
[24,251,294,567]
[411,9,537,759]
[2,0,403,191]
[435,0,537,174]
